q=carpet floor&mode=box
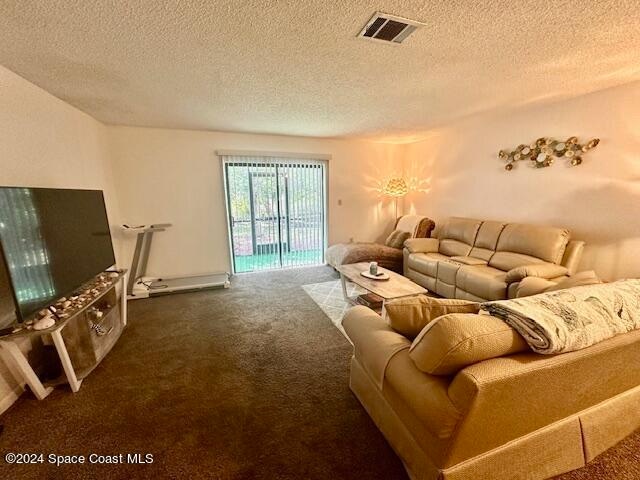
[0,266,638,479]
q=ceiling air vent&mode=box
[358,12,424,44]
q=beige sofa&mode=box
[326,215,435,273]
[403,217,584,301]
[343,305,640,480]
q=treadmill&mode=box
[122,224,230,300]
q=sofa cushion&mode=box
[385,295,480,339]
[439,217,483,245]
[467,247,494,262]
[456,265,508,301]
[495,223,570,264]
[473,221,507,250]
[489,251,545,272]
[450,256,488,266]
[468,221,506,261]
[439,239,473,257]
[438,218,482,257]
[409,313,529,375]
[385,229,411,249]
[407,252,448,277]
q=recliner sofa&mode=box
[403,217,584,301]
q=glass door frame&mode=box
[221,155,329,275]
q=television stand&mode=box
[0,271,128,399]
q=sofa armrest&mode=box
[505,263,568,283]
[561,240,585,275]
[404,237,440,254]
[515,276,556,297]
[342,306,411,389]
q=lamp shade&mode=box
[383,177,409,197]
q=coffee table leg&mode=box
[340,273,355,305]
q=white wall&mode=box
[0,65,119,412]
[403,82,640,281]
[108,126,404,277]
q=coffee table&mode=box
[336,262,427,312]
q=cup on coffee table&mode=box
[369,261,378,276]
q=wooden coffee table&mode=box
[336,262,427,311]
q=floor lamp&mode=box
[383,177,409,219]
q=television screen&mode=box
[0,187,115,322]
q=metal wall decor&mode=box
[499,137,600,171]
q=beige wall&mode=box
[108,126,404,277]
[0,65,119,411]
[403,82,640,281]
[0,67,120,227]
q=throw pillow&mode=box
[384,295,480,339]
[385,229,411,249]
[409,313,529,375]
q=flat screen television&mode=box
[0,187,116,323]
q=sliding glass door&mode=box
[222,156,326,273]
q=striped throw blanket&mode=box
[482,279,640,354]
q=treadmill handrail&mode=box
[122,223,172,233]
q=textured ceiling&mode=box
[1,0,639,140]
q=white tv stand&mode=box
[0,271,128,399]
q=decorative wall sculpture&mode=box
[499,137,600,171]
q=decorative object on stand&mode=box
[362,261,390,281]
[361,262,390,281]
[7,272,122,335]
[369,261,378,276]
[499,136,600,171]
[0,270,128,400]
[382,177,409,217]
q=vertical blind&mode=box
[222,155,327,273]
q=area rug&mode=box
[302,279,366,337]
